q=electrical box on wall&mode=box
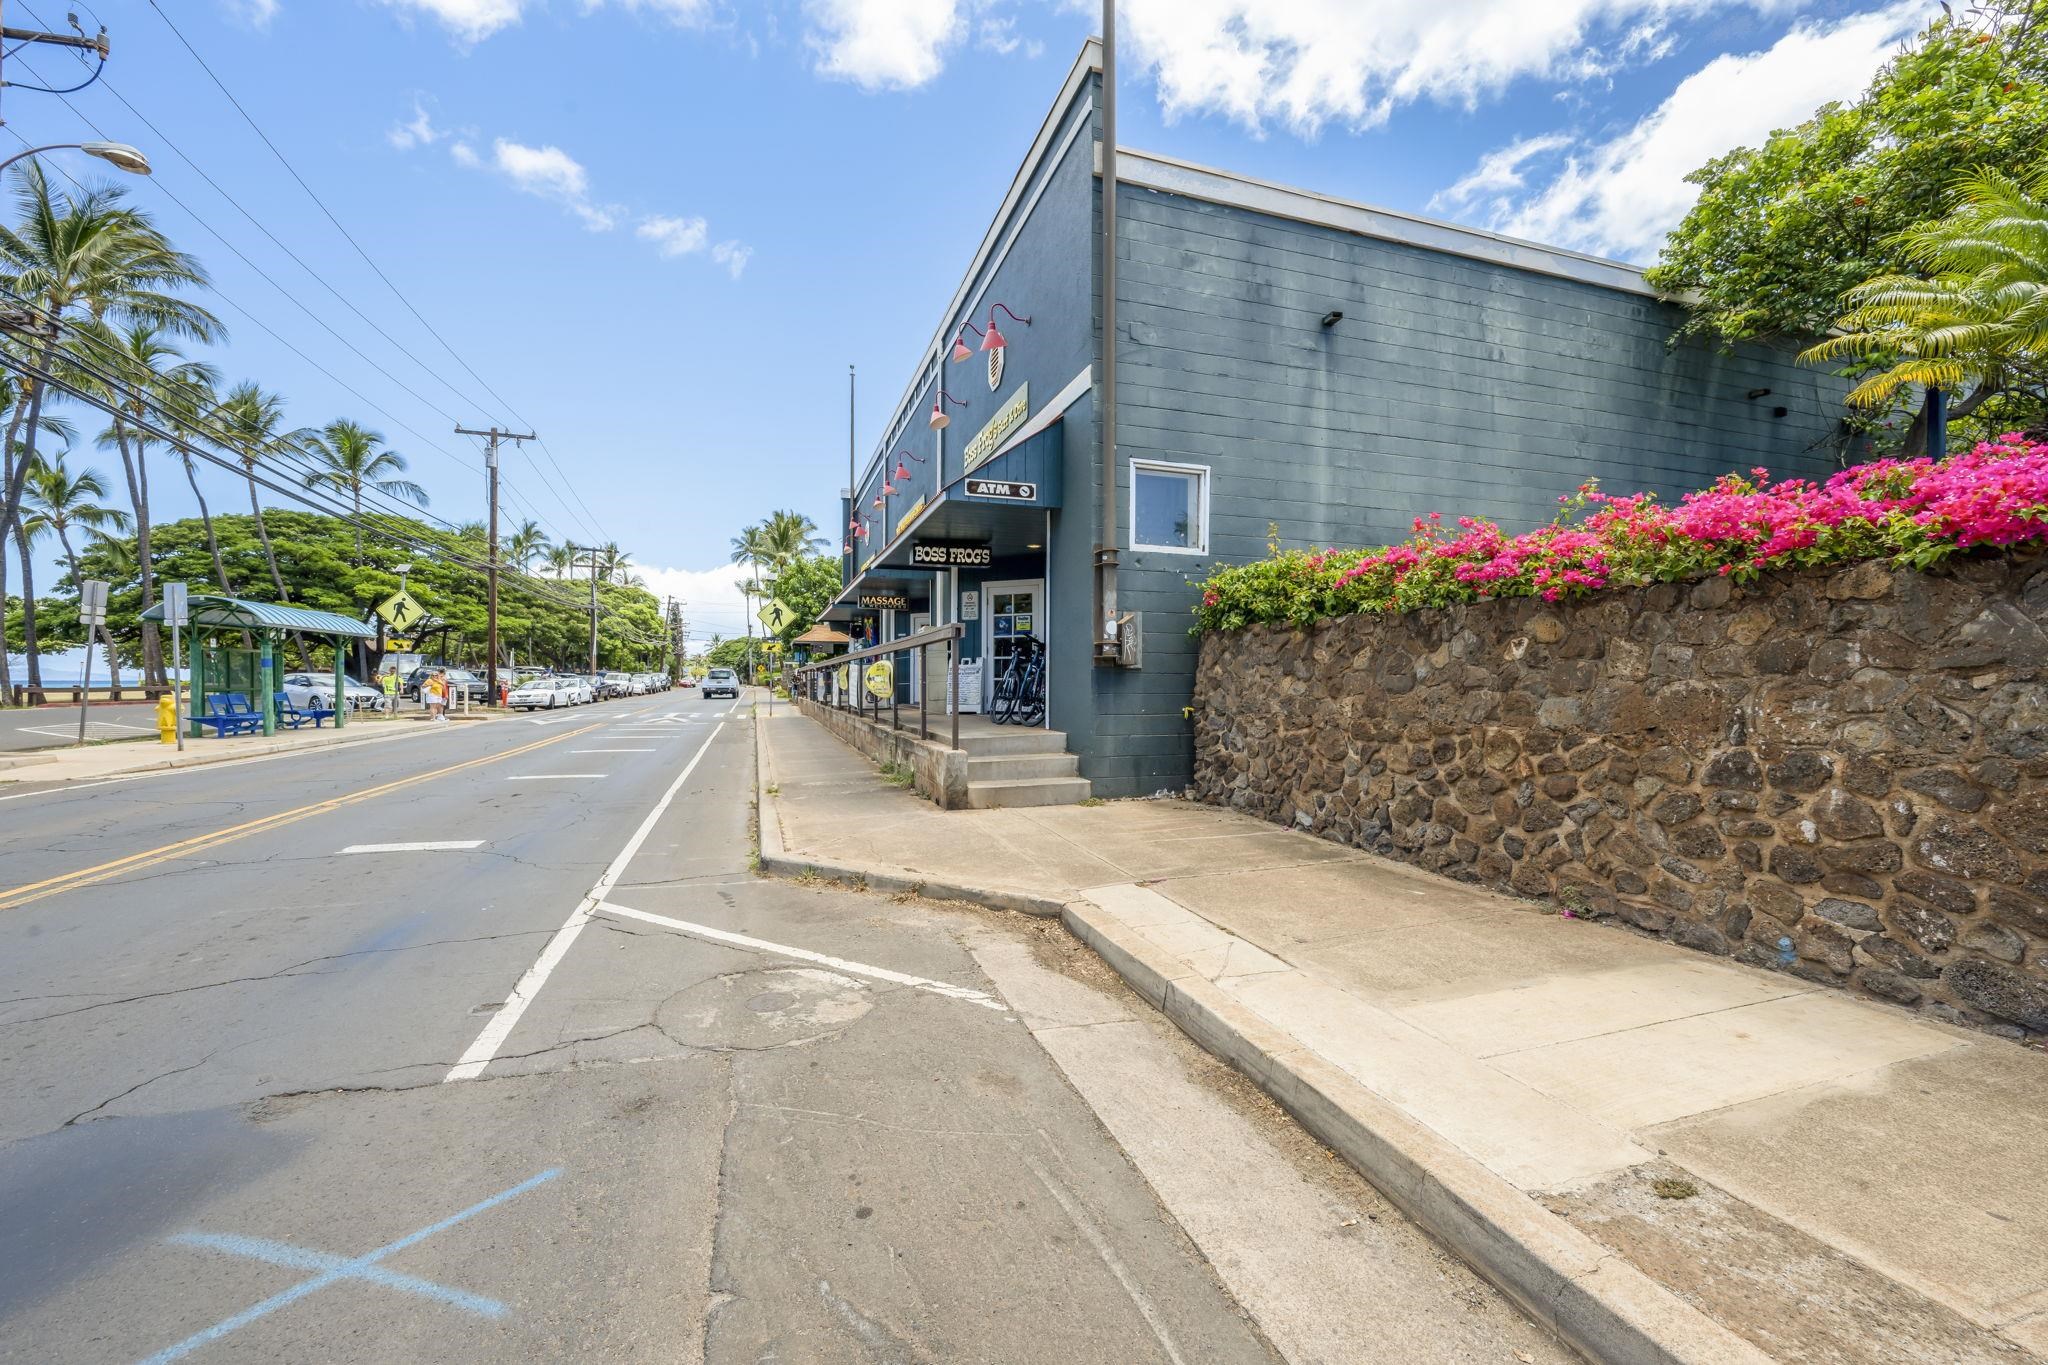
[1116,612,1142,669]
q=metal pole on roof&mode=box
[1095,0,1121,664]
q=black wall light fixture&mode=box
[1321,310,1344,328]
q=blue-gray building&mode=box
[821,39,1846,801]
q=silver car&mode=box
[282,672,384,713]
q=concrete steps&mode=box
[967,775,1094,809]
[966,751,1080,783]
[956,727,1073,757]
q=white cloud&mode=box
[1104,0,1812,136]
[1428,133,1574,213]
[638,214,710,256]
[806,0,965,90]
[1445,1,1925,262]
[711,239,754,279]
[222,0,280,28]
[387,97,444,151]
[475,138,621,231]
[449,140,481,168]
[635,562,759,646]
[376,0,527,43]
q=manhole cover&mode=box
[657,968,872,1050]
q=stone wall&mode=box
[1190,556,2048,1037]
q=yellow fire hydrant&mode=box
[157,692,178,744]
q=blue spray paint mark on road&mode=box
[138,1167,561,1364]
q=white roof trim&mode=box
[1114,147,1664,299]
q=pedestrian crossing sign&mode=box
[377,588,427,633]
[758,598,796,633]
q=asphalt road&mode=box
[0,690,1566,1364]
[0,702,163,751]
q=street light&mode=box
[0,141,152,177]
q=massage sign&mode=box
[910,541,992,568]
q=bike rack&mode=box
[788,621,969,751]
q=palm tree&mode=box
[301,418,427,562]
[86,321,219,687]
[23,453,130,688]
[542,543,576,579]
[729,522,772,679]
[1802,168,2048,449]
[595,540,632,583]
[506,519,550,574]
[1,386,72,695]
[214,382,300,603]
[164,370,235,596]
[0,159,218,644]
[760,509,826,571]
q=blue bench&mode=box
[197,692,264,737]
[274,690,335,729]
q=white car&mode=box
[282,672,384,713]
[560,674,596,705]
[508,677,575,710]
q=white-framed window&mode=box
[1130,459,1209,554]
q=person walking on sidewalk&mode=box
[381,665,400,719]
[428,668,448,723]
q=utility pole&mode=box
[566,542,599,675]
[456,424,535,707]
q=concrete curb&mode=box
[749,703,1764,1362]
[750,703,1064,917]
[0,719,464,785]
[1063,899,1771,1365]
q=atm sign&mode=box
[964,477,1038,502]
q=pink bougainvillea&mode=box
[1194,435,2048,632]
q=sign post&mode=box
[164,582,189,753]
[76,580,109,745]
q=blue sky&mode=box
[5,0,1934,654]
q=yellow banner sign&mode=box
[962,382,1028,473]
[894,495,926,537]
[865,660,894,699]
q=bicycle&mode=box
[989,632,1046,726]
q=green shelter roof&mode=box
[141,594,378,639]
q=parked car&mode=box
[702,667,741,699]
[282,672,384,713]
[597,671,633,699]
[403,666,489,702]
[507,677,576,711]
[559,674,596,705]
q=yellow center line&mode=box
[0,722,606,913]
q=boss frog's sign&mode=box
[911,541,992,568]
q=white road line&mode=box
[444,713,731,1083]
[504,773,605,780]
[595,902,1006,1011]
[341,840,485,854]
[570,748,654,754]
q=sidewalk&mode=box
[0,713,486,785]
[757,705,2048,1364]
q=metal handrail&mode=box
[787,620,967,749]
[787,621,963,673]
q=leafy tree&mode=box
[1801,167,2048,431]
[1647,1,2048,448]
[70,510,672,677]
[541,543,576,578]
[760,509,825,567]
[766,552,841,645]
[302,419,427,562]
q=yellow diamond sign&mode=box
[757,597,796,634]
[376,588,426,633]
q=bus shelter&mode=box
[141,594,377,739]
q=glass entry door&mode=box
[982,579,1044,720]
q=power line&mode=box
[143,0,610,547]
